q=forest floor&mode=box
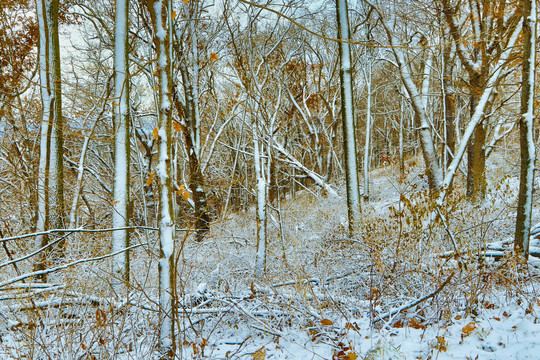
[0,153,539,359]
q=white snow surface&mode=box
[1,153,540,359]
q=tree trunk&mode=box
[146,0,176,356]
[35,0,52,280]
[466,74,487,201]
[363,61,372,199]
[515,0,536,260]
[112,0,130,291]
[253,122,267,278]
[442,40,455,169]
[47,0,64,231]
[336,0,361,236]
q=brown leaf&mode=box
[182,190,190,201]
[173,120,182,132]
[146,173,155,186]
[152,127,159,139]
[435,336,447,352]
[95,308,106,327]
[409,318,426,330]
[462,321,476,336]
[251,346,266,360]
[210,52,219,62]
[393,319,404,328]
[321,319,333,326]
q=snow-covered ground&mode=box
[0,157,539,359]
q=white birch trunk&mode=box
[112,0,130,291]
[336,0,361,235]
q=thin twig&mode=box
[0,243,146,289]
[0,226,192,244]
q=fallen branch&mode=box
[373,271,455,324]
[273,271,354,288]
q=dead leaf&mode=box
[210,52,219,62]
[321,319,333,326]
[173,120,182,132]
[95,308,107,327]
[435,336,447,352]
[182,190,190,201]
[183,0,189,3]
[172,11,177,19]
[152,127,159,139]
[409,318,426,330]
[462,321,476,336]
[251,346,266,360]
[146,173,155,186]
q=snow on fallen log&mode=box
[440,237,540,259]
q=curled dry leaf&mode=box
[462,321,476,336]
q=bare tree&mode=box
[442,0,521,201]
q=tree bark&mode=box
[146,0,176,356]
[515,0,536,260]
[336,0,361,236]
[112,0,131,291]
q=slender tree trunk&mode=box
[146,0,176,356]
[399,95,405,180]
[336,0,361,236]
[363,62,372,199]
[47,0,64,231]
[172,84,211,242]
[253,121,267,278]
[515,0,536,260]
[442,41,456,169]
[112,0,130,291]
[35,0,52,279]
